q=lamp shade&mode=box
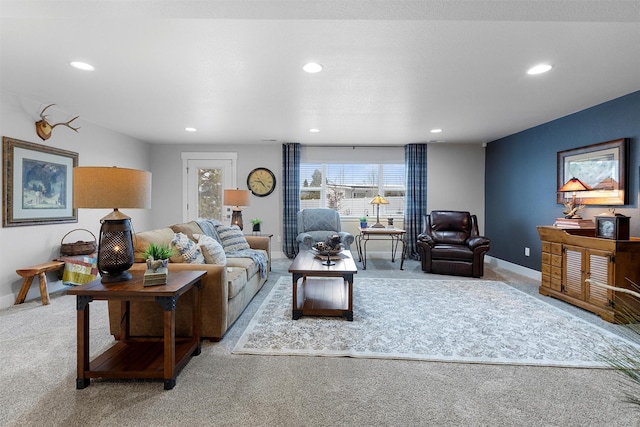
[74,167,152,209]
[558,177,592,193]
[224,189,250,207]
[369,195,389,205]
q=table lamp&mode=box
[558,177,592,218]
[74,167,152,283]
[224,189,250,230]
[369,195,389,228]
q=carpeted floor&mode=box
[1,258,639,426]
[234,276,640,367]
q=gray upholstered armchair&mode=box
[296,208,354,252]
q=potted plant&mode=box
[250,218,262,233]
[142,243,173,286]
[359,216,368,228]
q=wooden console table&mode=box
[67,269,205,390]
[537,226,640,323]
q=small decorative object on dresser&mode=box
[595,211,630,240]
[359,217,368,228]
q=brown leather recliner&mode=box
[417,211,490,278]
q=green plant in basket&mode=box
[143,242,174,261]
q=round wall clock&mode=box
[247,167,276,197]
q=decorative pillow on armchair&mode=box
[171,232,205,264]
[193,233,227,265]
[215,225,250,252]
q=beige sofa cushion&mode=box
[227,267,247,299]
[226,257,258,279]
[170,221,203,242]
[133,227,175,263]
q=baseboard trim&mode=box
[485,256,541,281]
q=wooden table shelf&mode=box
[67,270,206,390]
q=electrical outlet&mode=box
[524,247,530,257]
[277,236,281,243]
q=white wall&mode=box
[427,143,486,233]
[148,143,486,258]
[0,92,151,308]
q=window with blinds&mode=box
[300,163,405,217]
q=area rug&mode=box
[233,277,640,367]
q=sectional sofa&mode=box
[107,220,271,341]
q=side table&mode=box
[355,227,407,270]
[67,269,205,390]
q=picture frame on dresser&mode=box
[2,137,78,227]
[557,138,628,206]
[595,214,630,240]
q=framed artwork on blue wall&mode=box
[557,138,628,206]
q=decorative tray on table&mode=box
[311,243,343,265]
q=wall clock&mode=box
[247,167,276,197]
[595,214,629,240]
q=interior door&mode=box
[183,156,236,222]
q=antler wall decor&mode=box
[35,104,80,140]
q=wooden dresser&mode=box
[537,226,640,323]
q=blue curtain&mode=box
[404,143,427,259]
[282,143,301,258]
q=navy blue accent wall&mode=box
[486,90,640,271]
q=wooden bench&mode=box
[15,261,65,305]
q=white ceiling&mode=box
[1,0,639,146]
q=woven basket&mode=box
[60,229,97,256]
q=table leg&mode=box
[362,238,368,270]
[156,296,178,390]
[192,282,202,356]
[292,272,303,320]
[400,236,407,270]
[76,295,92,389]
[343,273,354,321]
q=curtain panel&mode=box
[404,143,427,259]
[282,143,301,258]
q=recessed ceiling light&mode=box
[430,128,443,133]
[527,64,553,75]
[309,128,320,133]
[69,61,95,71]
[303,63,323,73]
[185,127,197,132]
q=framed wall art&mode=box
[2,137,78,227]
[557,138,628,206]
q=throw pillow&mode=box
[216,224,250,252]
[171,232,205,264]
[193,233,226,265]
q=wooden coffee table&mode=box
[288,250,358,321]
[67,269,205,390]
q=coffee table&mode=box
[67,269,205,390]
[288,250,358,321]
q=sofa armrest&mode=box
[467,236,490,250]
[296,232,314,250]
[109,262,230,340]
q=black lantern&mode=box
[74,167,152,283]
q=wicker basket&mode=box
[60,229,97,256]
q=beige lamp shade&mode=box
[74,166,152,210]
[224,189,250,207]
[370,195,389,205]
[558,177,592,193]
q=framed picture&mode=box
[3,137,78,227]
[557,138,628,206]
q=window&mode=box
[300,163,405,217]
